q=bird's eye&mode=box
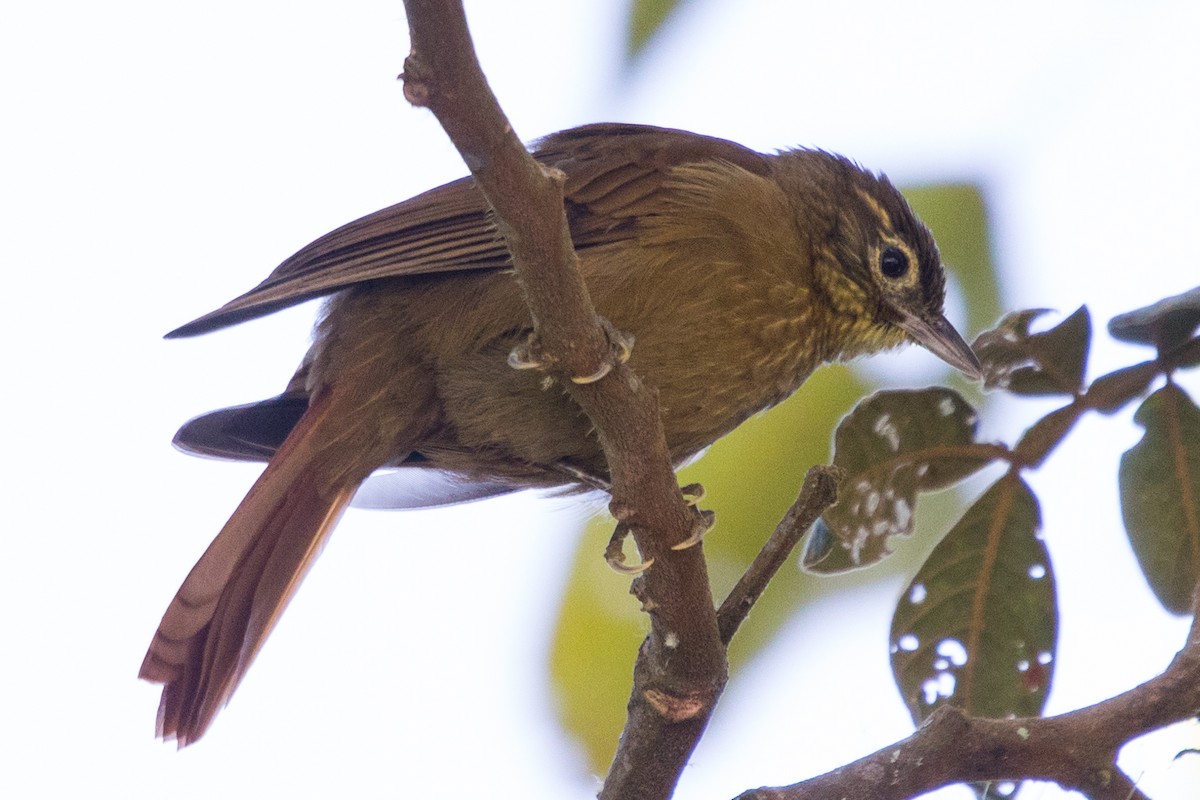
[880,246,909,280]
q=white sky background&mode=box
[3,1,1200,797]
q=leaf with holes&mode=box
[1119,384,1200,615]
[1109,285,1200,353]
[972,306,1091,396]
[803,388,996,573]
[891,475,1055,725]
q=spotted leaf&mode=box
[972,306,1091,396]
[803,388,995,573]
[891,475,1055,725]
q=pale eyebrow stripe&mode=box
[854,186,894,232]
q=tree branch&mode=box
[736,586,1200,800]
[717,466,842,645]
[399,3,725,797]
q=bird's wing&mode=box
[168,123,770,337]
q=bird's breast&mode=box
[580,242,826,463]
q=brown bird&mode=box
[140,123,981,745]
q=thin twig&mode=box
[716,465,842,645]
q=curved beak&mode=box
[894,309,983,380]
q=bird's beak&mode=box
[894,309,983,380]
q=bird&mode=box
[140,122,982,745]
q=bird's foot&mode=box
[571,318,634,384]
[605,521,653,574]
[679,482,706,506]
[671,507,715,551]
[507,337,545,371]
[508,319,634,384]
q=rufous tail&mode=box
[140,391,356,746]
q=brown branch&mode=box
[399,3,725,798]
[716,466,842,645]
[737,588,1200,800]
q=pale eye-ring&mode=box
[880,246,909,280]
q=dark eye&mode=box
[880,246,909,279]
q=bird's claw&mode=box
[508,339,544,371]
[571,360,614,384]
[571,320,635,384]
[680,483,706,506]
[605,521,654,574]
[671,508,715,551]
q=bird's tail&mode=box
[139,390,357,746]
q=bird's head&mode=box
[783,151,982,379]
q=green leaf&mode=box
[1119,384,1200,614]
[1173,336,1200,370]
[625,0,686,61]
[1109,285,1200,352]
[972,306,1091,396]
[548,527,645,772]
[891,475,1056,724]
[805,388,995,573]
[1013,403,1079,469]
[1084,360,1159,414]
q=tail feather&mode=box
[140,392,358,745]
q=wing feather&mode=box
[169,123,770,337]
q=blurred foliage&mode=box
[625,0,688,62]
[550,181,1000,771]
[903,184,1002,340]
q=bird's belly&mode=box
[425,294,817,482]
[335,259,820,484]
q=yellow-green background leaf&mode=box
[625,0,687,62]
[903,183,1001,338]
[550,366,865,771]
